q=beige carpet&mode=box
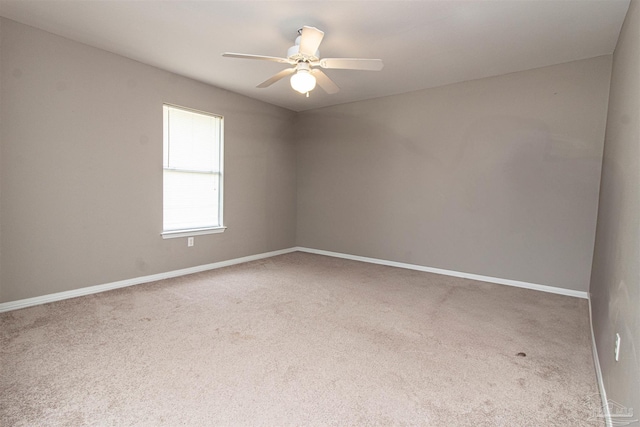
[1,252,602,426]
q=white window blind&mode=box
[163,105,223,235]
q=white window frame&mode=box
[161,104,226,239]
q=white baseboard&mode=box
[294,246,589,299]
[0,247,298,313]
[588,295,612,427]
[0,246,587,313]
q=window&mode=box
[162,104,224,238]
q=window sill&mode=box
[161,226,227,239]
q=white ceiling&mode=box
[0,0,630,112]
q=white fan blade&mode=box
[257,68,296,88]
[222,53,294,64]
[311,69,339,94]
[299,26,324,57]
[317,58,384,71]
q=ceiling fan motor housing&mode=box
[287,36,320,62]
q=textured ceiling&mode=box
[0,0,630,112]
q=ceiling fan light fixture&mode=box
[290,69,316,94]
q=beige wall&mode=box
[296,56,612,292]
[0,18,297,302]
[590,0,639,418]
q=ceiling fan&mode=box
[222,26,383,96]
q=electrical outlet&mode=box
[614,333,621,362]
[187,237,194,247]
